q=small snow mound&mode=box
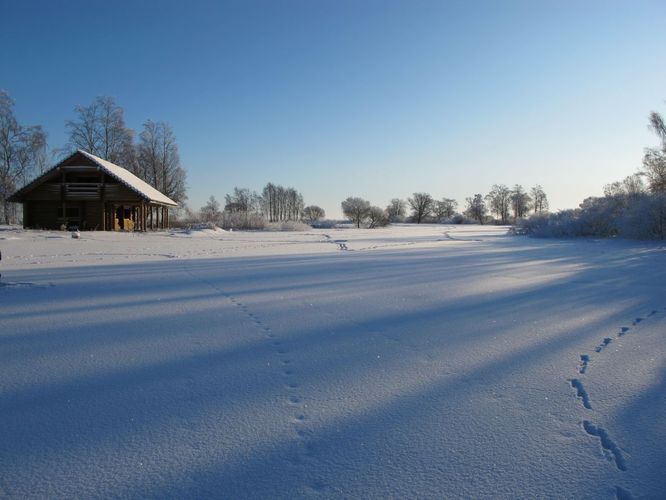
[170,223,227,238]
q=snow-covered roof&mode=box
[9,150,178,206]
[77,150,177,206]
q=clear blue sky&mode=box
[2,0,665,217]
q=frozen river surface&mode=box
[1,225,664,498]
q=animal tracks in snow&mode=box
[568,308,663,496]
[183,262,324,489]
[573,308,662,387]
[595,337,612,353]
[582,421,627,471]
[577,355,590,374]
[570,379,592,409]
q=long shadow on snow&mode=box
[0,237,663,496]
[612,360,666,498]
[136,309,632,499]
[0,238,653,381]
[0,241,585,352]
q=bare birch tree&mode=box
[260,183,304,222]
[136,120,187,203]
[65,96,133,165]
[0,91,47,223]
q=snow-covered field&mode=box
[1,224,664,499]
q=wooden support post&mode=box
[100,178,106,230]
[61,171,66,228]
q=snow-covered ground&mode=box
[1,224,664,499]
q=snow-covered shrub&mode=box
[515,210,579,237]
[219,212,267,230]
[516,193,666,240]
[575,196,625,237]
[620,193,666,239]
[188,222,220,231]
[447,213,477,225]
[310,219,338,229]
[266,221,310,232]
[367,207,390,228]
[170,205,201,229]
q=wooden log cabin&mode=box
[8,150,178,231]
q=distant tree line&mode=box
[198,184,322,230]
[464,184,548,225]
[261,183,304,222]
[0,91,187,224]
[337,184,547,229]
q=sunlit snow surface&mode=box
[1,225,664,499]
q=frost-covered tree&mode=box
[386,198,407,222]
[261,183,304,222]
[485,184,512,223]
[302,205,325,224]
[0,90,47,223]
[530,185,549,214]
[510,184,532,219]
[200,195,222,223]
[641,110,666,193]
[603,174,645,199]
[433,198,458,222]
[367,206,390,228]
[341,197,371,228]
[465,194,487,224]
[408,192,433,224]
[225,187,261,214]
